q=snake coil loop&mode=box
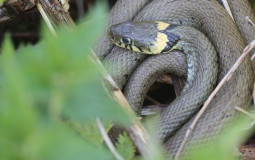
[97,0,255,157]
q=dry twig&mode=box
[253,84,255,105]
[146,95,162,105]
[0,0,36,23]
[36,0,153,158]
[235,106,255,121]
[246,16,255,27]
[141,105,163,116]
[90,50,152,157]
[174,40,255,160]
[37,3,56,36]
[222,0,234,20]
[96,118,124,160]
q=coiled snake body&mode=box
[97,0,255,157]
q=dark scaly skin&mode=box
[96,0,152,59]
[227,0,255,71]
[124,51,188,109]
[110,24,219,140]
[97,0,254,157]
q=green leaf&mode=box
[0,3,131,160]
[69,120,113,146]
[0,35,37,143]
[116,132,136,160]
[249,0,255,9]
[0,35,38,160]
[29,123,114,160]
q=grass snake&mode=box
[96,0,255,157]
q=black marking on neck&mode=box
[138,47,143,52]
[129,44,133,51]
[165,24,180,31]
[162,32,180,45]
[167,34,180,46]
[158,31,180,53]
[148,47,152,53]
[162,45,171,53]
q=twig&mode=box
[96,118,124,160]
[235,106,255,121]
[37,0,75,30]
[172,75,186,96]
[246,16,255,27]
[174,39,255,160]
[90,50,152,157]
[36,0,153,157]
[11,32,38,37]
[37,3,57,36]
[155,74,173,84]
[141,105,163,116]
[252,54,255,60]
[0,0,36,24]
[0,7,10,23]
[253,83,255,105]
[146,95,162,105]
[222,0,234,20]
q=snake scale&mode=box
[97,0,255,157]
[108,21,220,140]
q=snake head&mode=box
[108,21,179,54]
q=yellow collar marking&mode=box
[150,32,169,54]
[156,21,170,31]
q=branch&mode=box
[96,118,124,160]
[235,106,255,121]
[37,3,56,36]
[253,83,255,105]
[0,0,36,24]
[221,0,234,20]
[141,105,163,116]
[36,0,153,158]
[37,0,75,30]
[174,40,255,160]
[90,49,153,157]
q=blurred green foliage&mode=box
[0,1,254,160]
[116,133,135,160]
[188,117,253,160]
[0,3,133,160]
[249,0,255,9]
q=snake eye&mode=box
[122,37,131,44]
